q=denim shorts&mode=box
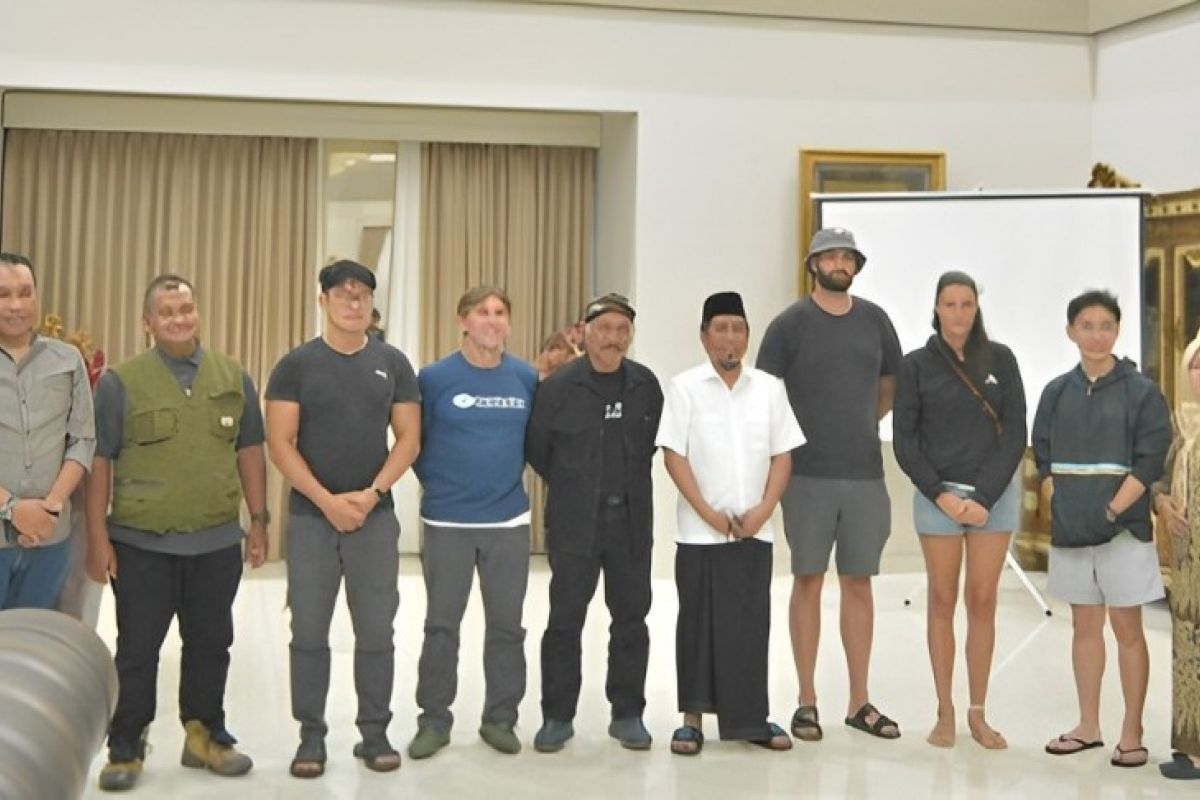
[912,477,1020,536]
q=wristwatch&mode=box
[249,509,271,525]
[371,485,388,500]
[0,495,16,523]
[1105,504,1119,523]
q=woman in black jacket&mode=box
[894,271,1026,750]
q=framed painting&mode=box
[799,149,945,293]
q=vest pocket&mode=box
[208,391,243,442]
[128,408,179,445]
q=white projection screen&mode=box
[814,190,1146,440]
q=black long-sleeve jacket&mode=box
[525,356,663,558]
[894,336,1027,509]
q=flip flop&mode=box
[844,703,900,740]
[670,726,703,756]
[750,722,792,751]
[1044,735,1104,755]
[1110,744,1148,768]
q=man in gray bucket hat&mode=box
[757,227,904,743]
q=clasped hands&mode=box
[8,498,62,548]
[935,492,989,528]
[321,488,381,534]
[704,503,770,540]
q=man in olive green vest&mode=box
[87,274,270,792]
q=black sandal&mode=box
[844,703,900,740]
[750,722,792,751]
[289,739,326,779]
[670,725,704,755]
[791,705,823,741]
[354,739,401,772]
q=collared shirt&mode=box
[94,344,263,555]
[0,334,96,548]
[656,362,804,545]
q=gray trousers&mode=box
[287,509,400,742]
[416,523,530,733]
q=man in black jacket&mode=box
[526,293,663,754]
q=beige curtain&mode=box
[421,142,594,550]
[1,129,319,559]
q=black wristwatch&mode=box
[0,495,16,523]
[249,509,271,525]
[372,485,388,500]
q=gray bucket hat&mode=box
[806,227,867,270]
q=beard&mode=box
[814,268,854,292]
[716,357,740,371]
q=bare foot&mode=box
[927,708,956,748]
[967,708,1007,750]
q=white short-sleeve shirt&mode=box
[655,362,805,545]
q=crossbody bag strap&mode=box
[936,343,1003,438]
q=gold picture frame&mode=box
[799,149,946,293]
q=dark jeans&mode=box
[540,506,652,722]
[0,538,71,609]
[108,542,243,758]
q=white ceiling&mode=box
[488,0,1198,34]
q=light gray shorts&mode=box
[1047,530,1165,607]
[780,475,891,577]
[912,477,1020,536]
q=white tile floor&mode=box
[77,556,1196,799]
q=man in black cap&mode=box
[526,292,663,753]
[758,228,904,742]
[657,292,804,755]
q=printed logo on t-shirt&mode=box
[374,369,388,379]
[451,392,527,410]
[985,374,998,385]
[605,401,623,420]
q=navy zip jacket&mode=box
[1031,358,1171,547]
[894,336,1027,509]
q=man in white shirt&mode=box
[656,291,804,755]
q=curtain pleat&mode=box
[1,129,319,559]
[420,142,595,551]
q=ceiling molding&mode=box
[485,0,1199,35]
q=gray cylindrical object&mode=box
[0,608,118,800]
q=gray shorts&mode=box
[780,475,891,577]
[1047,530,1165,607]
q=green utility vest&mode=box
[109,349,245,533]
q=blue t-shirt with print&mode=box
[414,351,537,524]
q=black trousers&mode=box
[541,506,652,722]
[676,539,772,740]
[107,541,242,758]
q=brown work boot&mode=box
[181,720,253,777]
[97,759,143,792]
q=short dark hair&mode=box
[142,274,195,317]
[1067,289,1121,325]
[0,252,35,285]
[319,260,376,293]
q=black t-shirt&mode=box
[590,368,627,502]
[266,336,420,515]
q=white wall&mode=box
[1093,3,1200,192]
[1,0,1108,568]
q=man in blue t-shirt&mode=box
[407,286,537,759]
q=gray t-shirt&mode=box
[757,296,902,479]
[266,336,420,517]
[94,345,264,555]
